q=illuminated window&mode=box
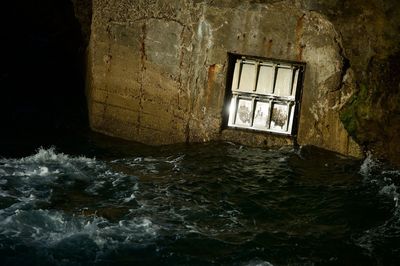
[227,56,305,135]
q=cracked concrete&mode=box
[83,0,400,160]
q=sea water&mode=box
[0,138,399,265]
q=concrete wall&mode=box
[86,0,387,158]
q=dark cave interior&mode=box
[0,0,88,143]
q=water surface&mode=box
[0,136,399,265]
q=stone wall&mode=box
[82,0,400,162]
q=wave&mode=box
[359,154,400,207]
[355,154,400,261]
[1,145,400,265]
[0,147,157,263]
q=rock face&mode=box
[81,0,400,163]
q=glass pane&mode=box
[256,65,274,94]
[235,99,252,126]
[231,61,241,91]
[270,103,289,132]
[274,67,292,97]
[238,63,256,92]
[253,101,270,128]
[287,103,295,133]
[291,68,299,97]
[227,95,238,127]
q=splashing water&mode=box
[354,154,400,264]
[0,148,157,265]
[0,144,399,265]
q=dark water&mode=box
[0,133,399,265]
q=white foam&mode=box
[2,148,98,181]
[0,190,11,198]
[379,184,399,207]
[12,166,53,177]
[0,209,158,250]
[379,184,398,196]
[382,170,400,176]
[19,147,96,165]
[244,260,274,266]
[85,180,106,195]
[358,155,400,208]
[277,157,287,162]
[112,176,124,187]
[38,166,49,176]
[123,193,136,203]
[0,147,157,255]
[0,148,139,215]
[359,153,376,177]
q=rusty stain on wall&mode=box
[206,64,218,108]
[266,39,273,56]
[296,14,305,61]
[137,22,147,133]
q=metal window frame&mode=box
[227,56,305,136]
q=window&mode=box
[227,56,305,135]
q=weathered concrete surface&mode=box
[83,0,400,163]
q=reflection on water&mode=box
[0,140,399,265]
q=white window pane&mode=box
[275,67,292,97]
[256,66,274,94]
[253,101,270,128]
[270,103,289,132]
[228,95,238,127]
[238,63,256,92]
[231,61,241,91]
[291,68,299,96]
[287,103,295,133]
[235,99,252,126]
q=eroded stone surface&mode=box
[81,0,400,163]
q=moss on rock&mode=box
[340,52,400,165]
[340,83,374,140]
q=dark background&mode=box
[0,0,88,154]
